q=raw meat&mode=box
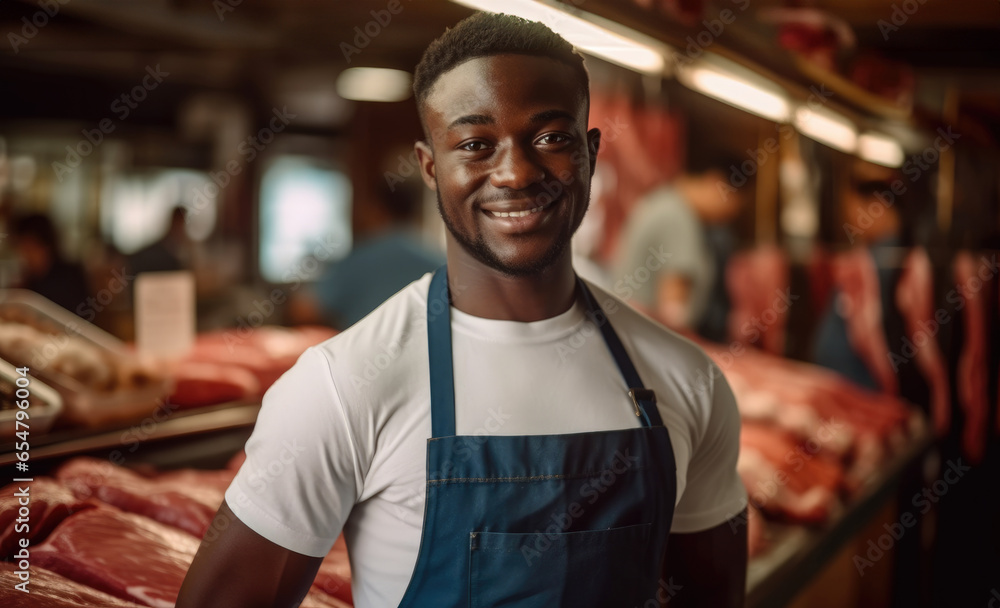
[726,246,790,355]
[155,468,235,498]
[746,505,768,558]
[311,535,353,605]
[896,247,951,436]
[186,326,337,394]
[954,252,988,463]
[56,458,222,538]
[738,422,844,524]
[168,361,260,408]
[226,449,247,471]
[301,590,353,607]
[0,562,141,607]
[33,507,200,608]
[587,91,683,260]
[0,478,96,558]
[832,247,898,394]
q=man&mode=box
[12,213,90,314]
[293,182,444,329]
[615,157,743,335]
[179,13,746,608]
[129,206,192,276]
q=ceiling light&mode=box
[679,63,791,122]
[451,0,665,74]
[794,106,857,153]
[336,68,412,103]
[858,132,904,168]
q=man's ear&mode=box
[414,140,437,191]
[586,128,602,177]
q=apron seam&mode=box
[427,466,650,484]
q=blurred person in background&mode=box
[12,212,90,314]
[128,205,193,276]
[292,181,444,329]
[812,163,932,414]
[614,154,744,337]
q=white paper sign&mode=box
[135,271,196,359]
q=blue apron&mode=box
[397,267,677,607]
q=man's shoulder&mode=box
[310,273,432,382]
[636,185,686,213]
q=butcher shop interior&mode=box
[1,0,999,606]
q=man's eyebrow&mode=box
[448,114,493,130]
[529,109,576,124]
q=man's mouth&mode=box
[487,200,556,218]
[480,197,560,234]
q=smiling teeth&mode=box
[490,203,550,218]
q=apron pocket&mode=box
[469,522,654,608]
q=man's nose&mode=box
[489,145,545,191]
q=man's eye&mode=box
[459,141,489,152]
[538,133,570,145]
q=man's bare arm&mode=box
[664,510,748,607]
[656,273,693,329]
[177,500,323,608]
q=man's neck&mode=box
[444,244,577,322]
[675,177,707,221]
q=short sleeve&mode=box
[225,347,362,557]
[614,191,702,308]
[670,363,747,533]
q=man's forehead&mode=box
[424,54,587,124]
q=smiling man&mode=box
[179,13,747,608]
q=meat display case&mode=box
[745,427,934,607]
[0,402,260,473]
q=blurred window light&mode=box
[336,68,413,103]
[258,156,351,283]
[858,132,904,168]
[102,169,217,254]
[794,106,857,154]
[9,156,36,191]
[451,0,666,74]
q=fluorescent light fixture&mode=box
[336,68,412,102]
[794,106,857,153]
[679,64,791,122]
[858,132,904,168]
[450,0,665,74]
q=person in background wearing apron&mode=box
[179,12,748,608]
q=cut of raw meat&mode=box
[56,458,224,538]
[33,507,200,608]
[301,589,353,608]
[185,326,338,395]
[154,467,235,498]
[831,247,898,395]
[726,246,790,355]
[0,562,141,607]
[311,535,353,605]
[0,478,96,558]
[896,247,950,436]
[738,422,844,524]
[168,361,260,408]
[746,505,768,558]
[954,252,988,463]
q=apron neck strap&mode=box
[426,266,663,438]
[575,276,663,428]
[427,267,457,439]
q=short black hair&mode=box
[13,213,59,255]
[686,148,745,177]
[413,12,589,119]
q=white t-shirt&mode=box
[226,273,746,608]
